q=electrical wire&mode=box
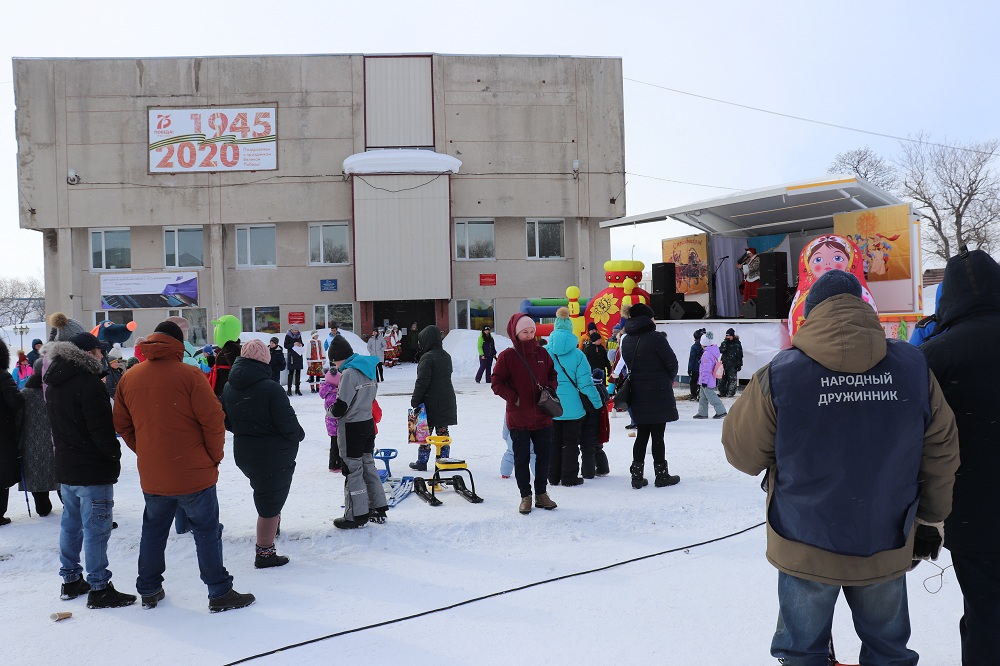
[624,77,997,156]
[222,520,765,665]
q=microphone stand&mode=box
[709,256,729,319]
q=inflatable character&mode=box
[583,260,652,341]
[788,235,877,337]
[90,320,138,347]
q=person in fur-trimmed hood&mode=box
[722,269,959,664]
[43,332,136,609]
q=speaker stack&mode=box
[669,300,707,320]
[649,262,685,320]
[755,252,791,319]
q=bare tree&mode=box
[0,277,45,326]
[897,134,1000,262]
[829,146,898,192]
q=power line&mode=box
[626,171,740,190]
[625,77,997,156]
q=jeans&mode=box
[509,426,552,499]
[137,485,234,599]
[59,484,115,590]
[697,384,727,416]
[951,551,1000,665]
[771,572,917,666]
[500,420,534,477]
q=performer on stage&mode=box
[737,247,760,304]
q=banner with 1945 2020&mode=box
[148,106,277,173]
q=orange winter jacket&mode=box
[113,333,226,496]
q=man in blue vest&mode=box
[722,269,960,665]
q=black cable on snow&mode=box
[223,521,766,665]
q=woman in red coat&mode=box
[491,314,558,515]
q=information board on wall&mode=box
[100,272,199,310]
[148,106,277,173]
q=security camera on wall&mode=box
[67,168,81,185]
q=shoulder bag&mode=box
[554,356,599,416]
[613,334,642,410]
[514,348,563,418]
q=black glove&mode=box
[912,521,944,561]
[700,383,707,388]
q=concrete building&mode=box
[14,53,625,345]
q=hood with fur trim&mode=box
[42,341,104,386]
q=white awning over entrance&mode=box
[343,149,462,175]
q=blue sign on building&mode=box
[320,279,338,292]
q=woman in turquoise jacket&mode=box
[546,308,602,486]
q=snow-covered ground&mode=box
[0,329,964,665]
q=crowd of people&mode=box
[1,254,998,664]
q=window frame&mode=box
[455,219,496,260]
[240,306,281,334]
[167,307,209,346]
[94,310,134,327]
[307,222,351,266]
[314,304,354,332]
[90,228,132,271]
[455,298,495,331]
[235,224,277,269]
[525,218,566,260]
[164,226,205,269]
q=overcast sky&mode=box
[3,0,1000,280]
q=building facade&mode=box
[15,53,625,344]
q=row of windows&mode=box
[89,220,566,270]
[94,300,493,339]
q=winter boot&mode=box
[518,496,532,514]
[141,588,165,609]
[368,507,388,524]
[86,582,137,609]
[409,445,431,471]
[209,588,256,613]
[334,514,369,529]
[254,544,290,569]
[295,385,302,396]
[33,492,53,517]
[630,462,649,489]
[287,386,293,396]
[653,461,680,487]
[534,493,557,510]
[60,576,91,600]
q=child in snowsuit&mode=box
[687,328,706,401]
[580,368,611,478]
[327,336,388,529]
[319,369,345,472]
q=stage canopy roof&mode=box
[599,175,905,237]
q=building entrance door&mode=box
[372,299,436,361]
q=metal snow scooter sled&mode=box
[373,448,415,507]
[412,435,484,506]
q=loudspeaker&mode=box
[649,292,679,320]
[757,286,791,319]
[669,300,706,320]
[759,252,788,287]
[740,300,757,319]
[651,263,676,294]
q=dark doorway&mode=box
[372,300,437,363]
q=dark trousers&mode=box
[633,423,666,465]
[689,376,699,400]
[580,409,606,478]
[475,357,493,383]
[510,426,552,499]
[951,551,1000,665]
[286,368,300,391]
[329,436,344,470]
[719,367,739,397]
[549,417,584,484]
[375,362,384,382]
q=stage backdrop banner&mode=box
[834,205,911,282]
[101,272,199,310]
[148,106,277,173]
[662,233,709,295]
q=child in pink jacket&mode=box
[319,369,344,471]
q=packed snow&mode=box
[0,327,964,665]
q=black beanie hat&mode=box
[328,335,354,362]
[804,270,863,318]
[726,328,736,337]
[153,320,185,344]
[68,332,100,352]
[629,302,654,319]
[589,331,602,343]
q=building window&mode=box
[165,227,204,268]
[240,306,281,334]
[455,220,495,259]
[167,308,208,346]
[526,219,565,259]
[94,310,133,327]
[236,225,276,267]
[456,299,495,330]
[315,304,354,332]
[308,223,350,265]
[91,229,131,270]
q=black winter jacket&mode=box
[619,316,679,425]
[921,249,1000,555]
[268,345,286,382]
[0,344,24,488]
[213,340,242,397]
[720,337,743,371]
[222,357,304,516]
[411,325,457,427]
[42,342,121,486]
[584,341,612,378]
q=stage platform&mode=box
[653,319,791,381]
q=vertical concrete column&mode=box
[576,217,591,295]
[57,227,76,317]
[209,224,225,320]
